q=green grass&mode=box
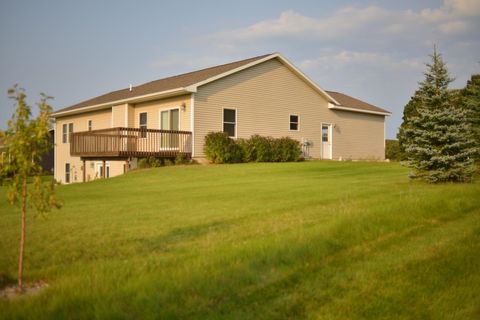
[0,161,479,319]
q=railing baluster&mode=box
[70,127,192,158]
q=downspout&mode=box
[190,93,195,157]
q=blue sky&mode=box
[1,0,479,138]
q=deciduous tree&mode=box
[0,85,61,292]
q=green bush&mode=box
[385,139,405,161]
[205,132,302,163]
[138,157,162,169]
[175,153,190,165]
[273,137,302,162]
[204,132,244,164]
[241,135,275,162]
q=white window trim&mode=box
[139,112,148,129]
[88,119,92,131]
[139,112,148,138]
[289,114,299,131]
[62,124,68,144]
[63,123,74,144]
[158,107,181,130]
[223,107,237,138]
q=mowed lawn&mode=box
[0,161,479,319]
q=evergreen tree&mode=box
[461,74,480,159]
[401,49,477,183]
[397,90,422,160]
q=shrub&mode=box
[137,158,149,169]
[240,135,275,162]
[138,157,162,169]
[205,132,302,163]
[273,137,302,162]
[385,139,405,161]
[175,153,190,165]
[204,132,244,164]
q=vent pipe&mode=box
[129,84,133,92]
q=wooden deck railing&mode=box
[70,127,192,158]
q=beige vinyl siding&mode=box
[133,94,191,131]
[194,58,385,160]
[112,104,128,127]
[330,110,385,160]
[54,109,127,183]
[127,104,135,127]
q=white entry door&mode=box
[321,124,332,159]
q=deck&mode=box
[70,127,192,160]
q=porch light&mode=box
[181,102,186,112]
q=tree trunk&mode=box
[17,175,27,293]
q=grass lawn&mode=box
[0,161,479,319]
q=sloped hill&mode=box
[1,161,479,319]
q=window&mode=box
[62,124,67,143]
[65,163,70,183]
[139,112,147,138]
[160,109,179,130]
[223,109,236,137]
[88,120,92,131]
[62,123,74,143]
[290,115,299,131]
[322,125,329,142]
[160,109,180,148]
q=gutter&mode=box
[328,104,391,116]
[51,87,194,118]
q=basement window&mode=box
[65,163,70,183]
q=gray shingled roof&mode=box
[54,53,389,116]
[56,54,272,114]
[326,91,389,114]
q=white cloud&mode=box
[444,0,480,16]
[212,6,393,42]
[209,0,479,45]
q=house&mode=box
[40,129,55,174]
[51,53,390,184]
[0,129,54,174]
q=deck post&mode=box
[82,160,86,183]
[102,160,106,179]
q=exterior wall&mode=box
[54,109,128,184]
[194,58,385,160]
[133,95,191,131]
[112,103,128,127]
[54,95,192,184]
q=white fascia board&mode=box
[186,53,340,105]
[52,87,194,118]
[328,104,391,116]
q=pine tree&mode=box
[397,90,422,160]
[401,48,477,183]
[461,74,480,159]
